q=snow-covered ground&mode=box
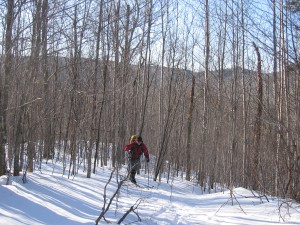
[0,161,299,225]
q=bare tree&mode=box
[252,42,263,190]
[197,0,210,188]
[0,0,14,176]
[92,0,105,175]
[154,0,169,181]
[138,0,154,136]
[41,0,52,162]
[185,74,195,181]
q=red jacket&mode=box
[124,142,149,160]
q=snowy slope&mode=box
[0,161,300,225]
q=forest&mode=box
[0,0,300,202]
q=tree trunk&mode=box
[252,42,263,190]
[90,0,104,177]
[185,75,195,181]
[27,0,43,172]
[138,0,153,135]
[1,0,14,175]
[41,0,52,161]
[154,0,168,182]
[198,0,209,187]
[241,0,247,187]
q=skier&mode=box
[124,135,149,184]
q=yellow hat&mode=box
[130,135,137,141]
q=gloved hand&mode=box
[146,158,149,163]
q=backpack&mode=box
[130,143,143,160]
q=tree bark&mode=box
[198,0,209,187]
[185,75,195,181]
[252,42,263,190]
[0,0,14,175]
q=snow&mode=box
[0,162,300,225]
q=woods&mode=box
[0,0,300,202]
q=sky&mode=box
[1,160,300,225]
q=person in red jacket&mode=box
[124,135,149,184]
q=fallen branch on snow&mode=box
[117,198,143,224]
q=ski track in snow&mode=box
[1,162,300,225]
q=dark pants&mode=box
[129,158,140,180]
